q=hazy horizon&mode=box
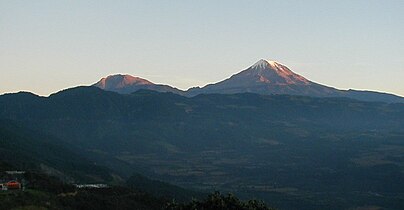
[1,0,403,97]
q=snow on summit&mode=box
[250,59,286,70]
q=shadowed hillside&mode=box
[1,87,404,209]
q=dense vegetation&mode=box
[0,169,167,210]
[166,191,275,210]
[0,161,274,210]
[1,87,404,209]
[0,120,113,183]
[0,125,274,209]
[126,174,205,202]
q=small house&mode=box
[6,180,21,190]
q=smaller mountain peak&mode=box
[104,74,148,82]
[93,74,184,95]
[94,74,153,89]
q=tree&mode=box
[165,191,276,210]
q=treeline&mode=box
[166,191,275,210]
[0,167,275,210]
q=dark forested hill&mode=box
[1,87,404,209]
[0,120,114,183]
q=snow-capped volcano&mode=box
[186,59,404,103]
[187,59,335,96]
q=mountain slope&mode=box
[1,88,404,209]
[93,74,184,95]
[1,87,404,149]
[0,120,114,182]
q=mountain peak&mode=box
[251,59,279,69]
[93,74,184,95]
[242,59,310,85]
[95,74,153,89]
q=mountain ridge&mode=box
[1,86,404,209]
[91,59,404,103]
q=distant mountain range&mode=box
[93,59,404,103]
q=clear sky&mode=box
[1,0,403,96]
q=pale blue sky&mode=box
[1,0,403,96]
